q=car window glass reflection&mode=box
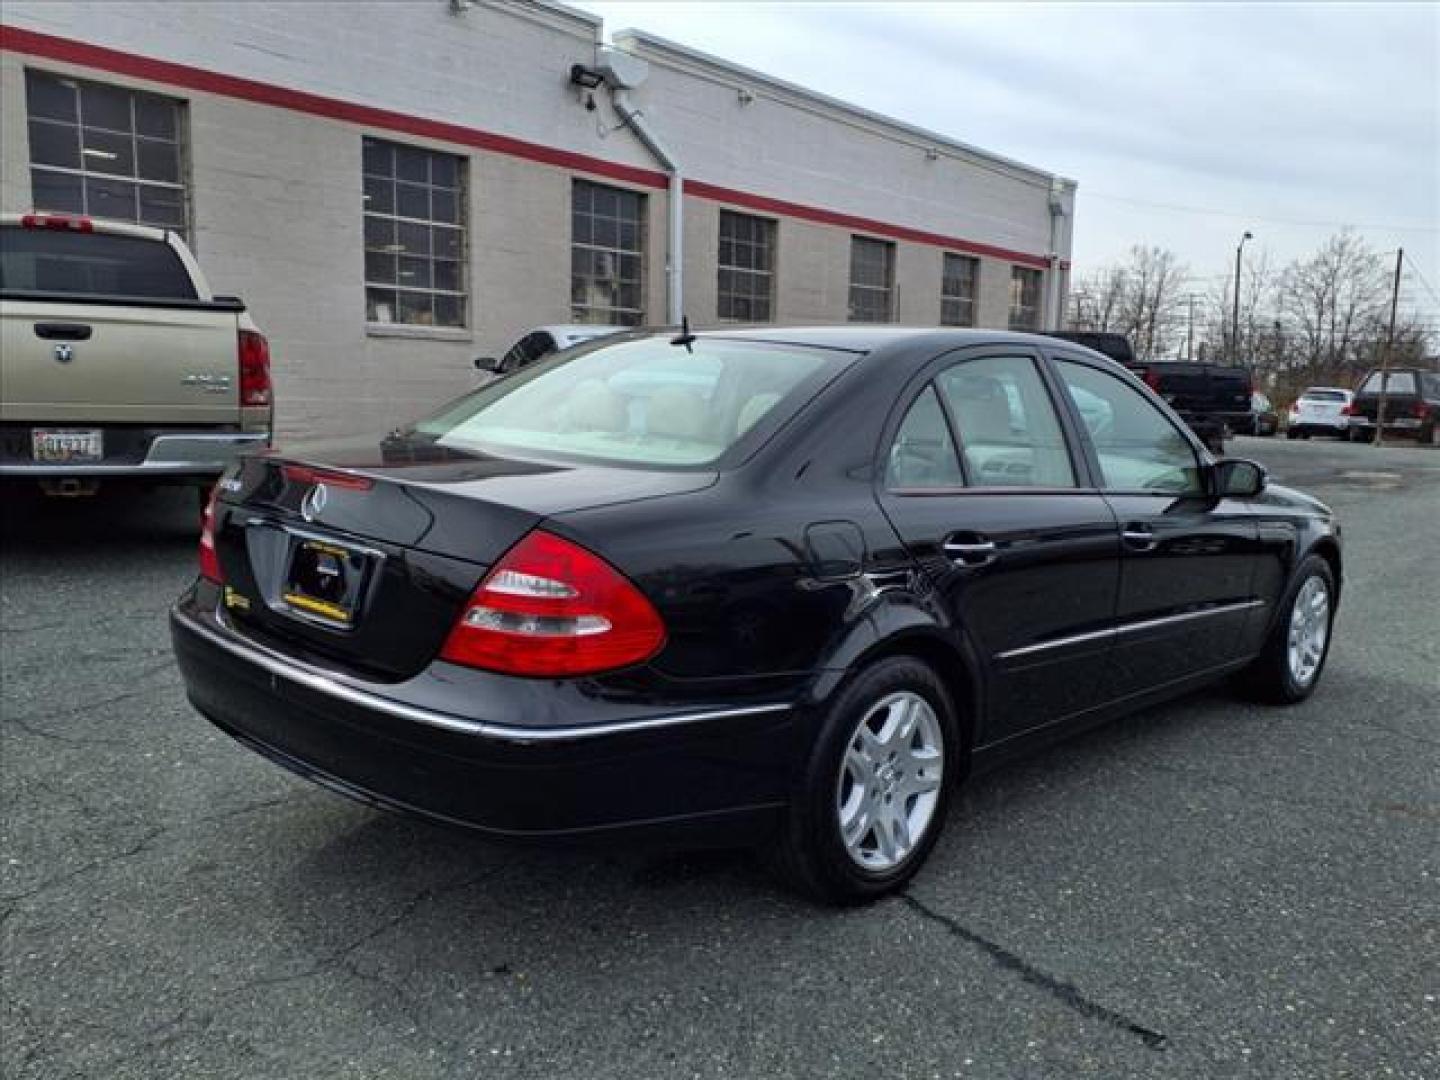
[936,356,1075,488]
[1056,360,1203,494]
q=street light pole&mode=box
[1231,230,1253,366]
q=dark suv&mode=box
[1347,368,1440,445]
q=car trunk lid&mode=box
[209,434,715,679]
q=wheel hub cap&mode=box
[1286,576,1330,688]
[835,690,945,872]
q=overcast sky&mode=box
[576,1,1439,327]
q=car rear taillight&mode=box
[20,212,93,232]
[238,330,272,407]
[440,530,665,678]
[199,484,223,583]
[1143,370,1162,392]
[1340,404,1356,416]
[1415,402,1432,420]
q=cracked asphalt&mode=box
[2,435,1438,1079]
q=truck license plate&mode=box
[32,429,103,464]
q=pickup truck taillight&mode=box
[1143,370,1162,391]
[1415,402,1432,420]
[238,330,272,407]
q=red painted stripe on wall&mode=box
[1,23,1058,269]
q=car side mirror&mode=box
[1213,458,1267,498]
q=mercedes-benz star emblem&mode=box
[54,344,74,363]
[300,483,328,522]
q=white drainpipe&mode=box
[610,87,683,325]
[1045,181,1068,330]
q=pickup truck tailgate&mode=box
[0,298,238,424]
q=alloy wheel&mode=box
[835,691,945,872]
[1287,576,1330,688]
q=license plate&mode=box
[282,538,370,626]
[32,428,103,463]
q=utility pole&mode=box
[1231,230,1253,366]
[1186,293,1197,362]
[1372,247,1403,447]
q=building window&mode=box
[849,236,895,323]
[362,137,466,328]
[1008,266,1042,330]
[571,180,645,326]
[717,210,775,322]
[941,254,979,327]
[25,69,187,231]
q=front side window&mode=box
[937,356,1075,488]
[886,386,964,489]
[572,180,645,326]
[363,137,466,328]
[25,69,187,231]
[414,337,847,468]
[1008,266,1042,330]
[717,210,775,322]
[848,237,894,323]
[940,254,978,327]
[1055,360,1203,494]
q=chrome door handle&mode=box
[1121,526,1158,551]
[943,540,997,566]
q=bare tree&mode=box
[1067,266,1128,332]
[1067,246,1190,361]
[1277,230,1390,374]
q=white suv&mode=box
[1286,387,1352,440]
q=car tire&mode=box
[1286,429,1299,440]
[766,656,960,905]
[1422,421,1439,446]
[1236,555,1337,705]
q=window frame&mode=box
[848,235,896,323]
[361,135,469,331]
[717,209,777,323]
[940,253,979,328]
[570,178,647,326]
[1044,350,1210,497]
[877,346,1091,496]
[1008,266,1042,330]
[24,68,190,235]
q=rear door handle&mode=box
[1122,523,1158,551]
[34,322,93,341]
[943,534,997,567]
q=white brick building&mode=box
[0,1,1076,437]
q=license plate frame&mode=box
[281,536,373,628]
[32,428,103,464]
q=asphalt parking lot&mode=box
[2,435,1438,1080]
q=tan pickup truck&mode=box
[0,212,270,498]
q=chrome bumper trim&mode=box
[1,432,268,476]
[173,606,791,744]
[997,599,1266,662]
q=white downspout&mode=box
[610,87,683,325]
[1045,181,1067,330]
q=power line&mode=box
[1082,190,1440,234]
[1404,260,1440,308]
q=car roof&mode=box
[689,326,1074,354]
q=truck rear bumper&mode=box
[0,431,268,477]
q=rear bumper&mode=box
[169,599,796,841]
[0,431,268,477]
[1345,416,1422,431]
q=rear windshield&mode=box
[1301,389,1347,402]
[0,226,196,299]
[1360,372,1416,394]
[414,336,850,468]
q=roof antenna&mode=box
[670,315,696,353]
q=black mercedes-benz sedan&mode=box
[171,328,1342,903]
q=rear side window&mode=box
[1360,372,1416,394]
[937,356,1075,488]
[886,386,963,489]
[416,337,848,468]
[0,226,196,299]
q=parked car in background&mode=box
[1250,391,1279,436]
[1286,387,1353,440]
[172,327,1342,904]
[0,213,271,500]
[1346,368,1440,445]
[476,324,624,378]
